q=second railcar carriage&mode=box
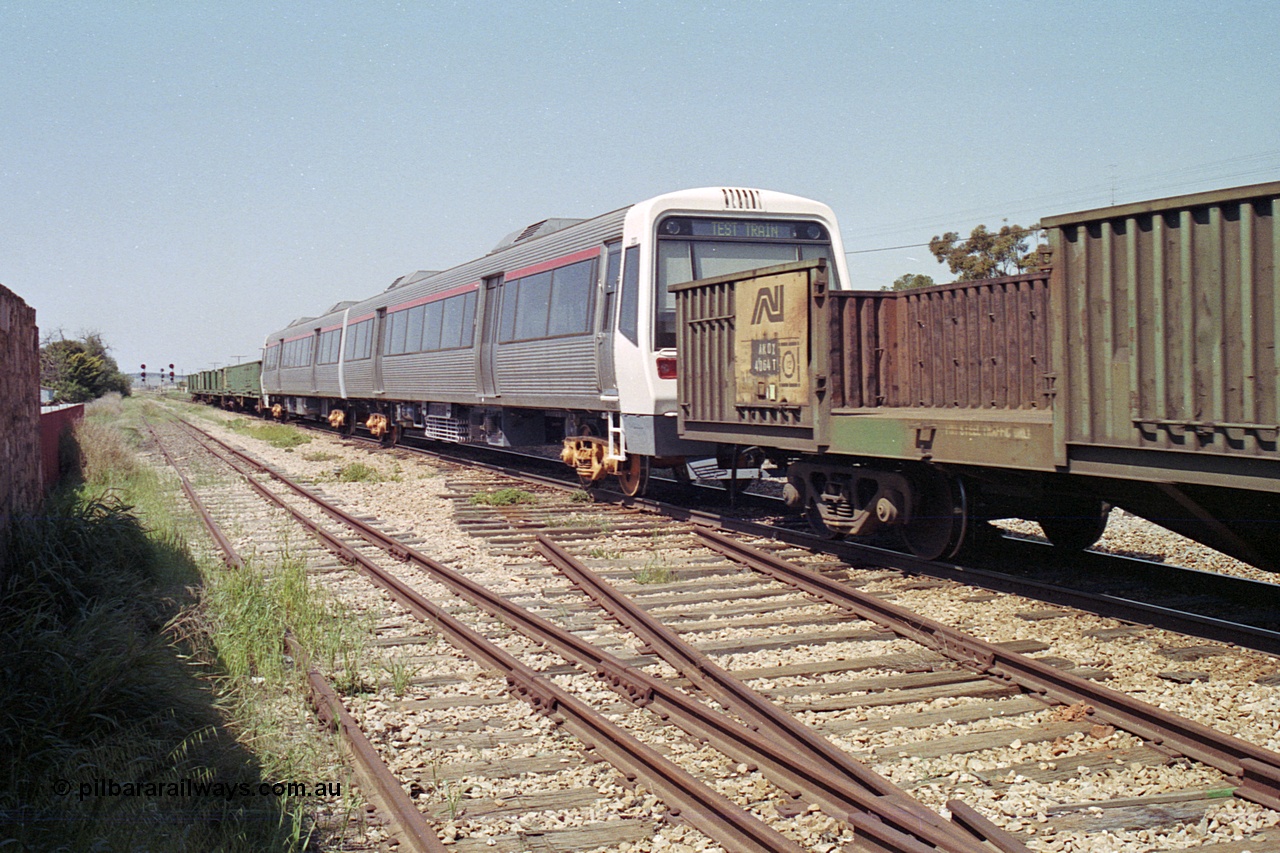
[260,187,849,494]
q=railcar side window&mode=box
[281,336,315,368]
[422,301,444,350]
[440,293,466,349]
[317,329,341,364]
[602,242,621,333]
[404,304,425,352]
[619,246,640,345]
[499,282,518,342]
[499,258,597,342]
[345,319,374,361]
[514,271,552,340]
[382,290,477,355]
[264,344,280,370]
[385,310,408,355]
[460,291,477,346]
[548,260,594,337]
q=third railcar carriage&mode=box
[673,181,1280,570]
[259,187,848,494]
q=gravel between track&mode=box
[189,408,1280,852]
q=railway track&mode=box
[149,403,1280,851]
[284,411,1280,653]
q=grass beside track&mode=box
[1,395,367,851]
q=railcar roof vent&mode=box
[384,270,442,291]
[489,218,585,254]
[721,188,763,211]
[289,316,317,327]
[325,300,358,313]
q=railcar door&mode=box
[597,242,621,396]
[310,328,320,393]
[373,308,387,394]
[477,273,503,398]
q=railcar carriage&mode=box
[260,187,849,494]
[673,181,1280,571]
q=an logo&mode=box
[751,285,784,324]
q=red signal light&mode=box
[656,357,677,380]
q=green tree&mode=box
[40,332,131,403]
[929,222,1044,281]
[891,273,936,291]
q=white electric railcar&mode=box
[260,187,849,494]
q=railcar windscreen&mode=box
[654,216,833,349]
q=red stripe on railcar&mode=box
[504,247,601,282]
[388,281,480,314]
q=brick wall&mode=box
[0,284,40,541]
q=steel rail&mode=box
[636,499,1280,657]
[283,410,1280,653]
[285,634,450,853]
[695,527,1280,813]
[145,420,448,853]
[176,422,809,852]
[534,534,1028,853]
[178,417,1000,853]
[145,421,244,569]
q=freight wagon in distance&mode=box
[674,181,1280,570]
[189,361,262,411]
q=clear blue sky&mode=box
[6,1,1278,376]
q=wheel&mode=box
[1039,499,1111,551]
[900,468,969,561]
[380,424,400,448]
[616,454,650,497]
[805,500,844,540]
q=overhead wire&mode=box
[841,150,1280,255]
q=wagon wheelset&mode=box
[899,467,970,562]
[1037,498,1111,552]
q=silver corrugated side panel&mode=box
[342,360,377,398]
[381,350,478,400]
[1046,181,1280,465]
[311,363,340,397]
[493,337,599,408]
[275,367,314,395]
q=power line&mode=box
[844,227,1044,256]
[841,150,1280,252]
